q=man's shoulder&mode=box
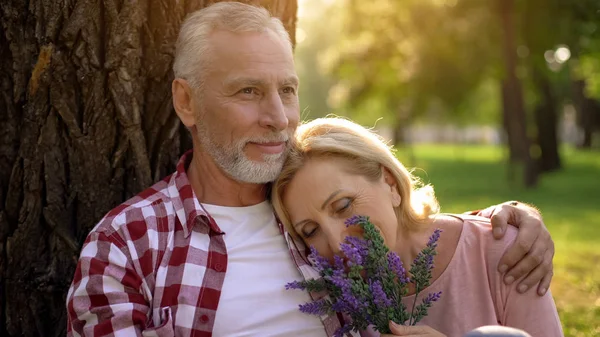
[92,174,176,238]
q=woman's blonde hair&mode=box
[271,117,439,237]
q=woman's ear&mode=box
[172,78,196,127]
[382,166,401,207]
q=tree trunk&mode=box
[0,1,297,336]
[572,79,599,149]
[532,69,561,172]
[498,0,537,187]
[501,81,523,163]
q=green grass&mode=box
[394,144,600,336]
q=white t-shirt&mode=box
[206,201,325,337]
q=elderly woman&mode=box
[271,118,562,337]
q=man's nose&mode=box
[259,91,289,131]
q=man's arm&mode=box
[467,201,554,296]
[67,231,148,336]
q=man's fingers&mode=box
[516,247,553,295]
[490,205,513,239]
[506,231,553,287]
[537,260,554,296]
[489,201,555,293]
[497,222,540,274]
[502,235,547,288]
[514,248,553,294]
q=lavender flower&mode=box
[286,216,442,334]
[333,324,354,337]
[369,280,392,307]
[410,291,443,325]
[285,280,306,290]
[344,215,369,227]
[387,252,410,284]
[427,228,442,248]
[330,274,367,313]
[346,235,370,253]
[407,229,443,325]
[410,229,442,287]
[299,298,329,316]
[332,255,346,276]
[340,241,367,266]
[308,245,331,271]
[422,291,442,305]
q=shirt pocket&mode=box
[142,307,174,337]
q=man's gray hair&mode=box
[173,1,292,88]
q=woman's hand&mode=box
[381,322,446,337]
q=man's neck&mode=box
[187,147,269,207]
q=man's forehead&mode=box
[223,73,299,86]
[205,31,294,69]
[208,29,291,55]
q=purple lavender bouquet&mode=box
[286,215,442,336]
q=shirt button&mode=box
[215,263,224,272]
[200,314,209,323]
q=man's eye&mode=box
[240,88,255,94]
[282,87,296,94]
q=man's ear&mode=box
[172,78,196,127]
[382,166,401,207]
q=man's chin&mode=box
[245,143,290,159]
[227,161,284,184]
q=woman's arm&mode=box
[490,226,563,337]
[500,281,563,336]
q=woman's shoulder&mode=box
[444,213,517,241]
[437,213,518,263]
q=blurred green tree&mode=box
[319,0,600,186]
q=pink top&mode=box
[362,215,563,337]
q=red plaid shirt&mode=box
[66,151,351,337]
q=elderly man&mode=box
[66,2,554,336]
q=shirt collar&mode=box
[168,150,222,238]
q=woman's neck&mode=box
[393,215,463,295]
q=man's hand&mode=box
[485,201,554,296]
[382,322,446,337]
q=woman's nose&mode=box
[325,225,348,255]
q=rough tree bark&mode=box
[498,0,538,187]
[0,1,297,336]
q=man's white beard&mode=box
[197,126,289,184]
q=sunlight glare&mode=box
[555,46,571,64]
[544,50,555,63]
[296,28,307,44]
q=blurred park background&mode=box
[295,0,600,335]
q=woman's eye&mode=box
[336,198,352,213]
[302,225,318,238]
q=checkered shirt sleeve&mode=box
[66,152,227,337]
